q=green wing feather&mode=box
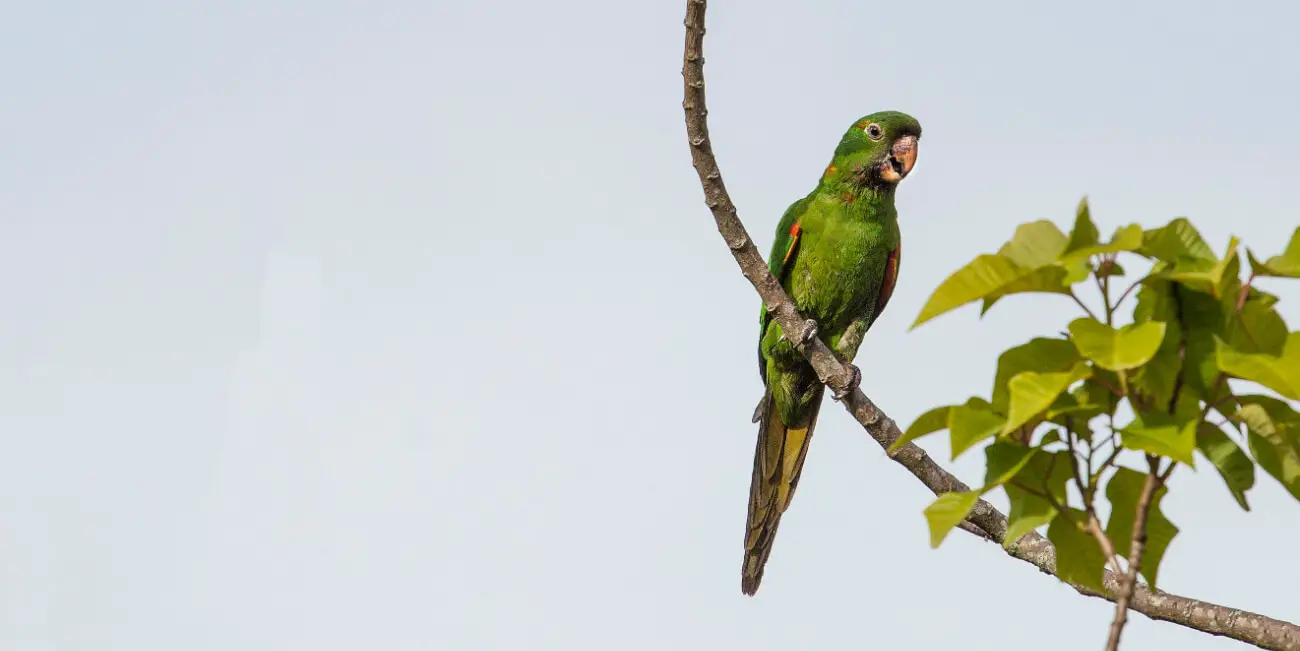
[757,195,813,381]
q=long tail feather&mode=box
[741,386,824,595]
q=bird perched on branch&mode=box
[743,111,921,595]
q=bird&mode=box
[743,111,921,595]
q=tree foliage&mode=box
[901,199,1300,596]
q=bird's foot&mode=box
[832,364,861,401]
[798,320,819,346]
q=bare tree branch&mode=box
[681,1,1300,648]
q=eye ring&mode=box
[865,123,884,141]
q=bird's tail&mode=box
[741,386,825,595]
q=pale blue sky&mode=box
[1,0,1298,649]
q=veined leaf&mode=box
[1068,318,1166,371]
[1064,223,1144,260]
[914,220,1090,328]
[992,338,1082,413]
[1246,227,1300,278]
[1003,450,1073,548]
[949,398,1007,460]
[1001,362,1092,436]
[912,255,1069,328]
[1141,218,1216,263]
[1159,237,1240,298]
[1216,334,1300,400]
[924,491,980,548]
[1062,197,1100,255]
[1196,423,1255,510]
[1236,395,1300,501]
[983,440,1038,489]
[890,405,953,452]
[980,266,1071,314]
[1048,508,1107,592]
[1224,296,1288,356]
[998,220,1069,268]
[1118,413,1197,466]
[1105,468,1179,589]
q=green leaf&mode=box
[1180,288,1232,397]
[1104,468,1180,589]
[1064,225,1145,260]
[979,265,1071,314]
[1141,218,1216,263]
[924,491,980,548]
[1236,395,1300,501]
[1196,423,1255,510]
[1068,318,1167,371]
[1003,451,1073,548]
[1246,227,1300,278]
[1063,258,1094,284]
[1001,362,1092,436]
[1048,508,1107,592]
[1224,297,1288,356]
[1133,281,1231,401]
[912,254,1068,328]
[1159,237,1240,298]
[1052,379,1117,422]
[992,338,1082,413]
[1216,334,1300,400]
[890,405,952,452]
[1062,197,1099,255]
[1118,412,1197,466]
[914,220,1087,328]
[1131,279,1185,406]
[984,440,1038,489]
[998,220,1069,268]
[949,398,1007,460]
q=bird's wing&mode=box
[757,196,812,381]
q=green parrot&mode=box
[742,111,921,595]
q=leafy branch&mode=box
[902,198,1300,649]
[681,1,1300,648]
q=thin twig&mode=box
[1113,274,1152,312]
[1071,290,1101,321]
[1098,255,1115,326]
[681,3,1300,648]
[1069,428,1124,576]
[1105,457,1164,651]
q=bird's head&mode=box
[821,111,921,191]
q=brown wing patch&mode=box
[875,242,901,316]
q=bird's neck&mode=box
[814,180,897,223]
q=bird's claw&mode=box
[798,320,819,346]
[833,364,861,401]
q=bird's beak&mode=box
[880,135,918,183]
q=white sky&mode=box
[2,0,1298,649]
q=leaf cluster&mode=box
[902,199,1300,592]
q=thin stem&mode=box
[1070,289,1101,321]
[1097,255,1115,326]
[1105,456,1165,651]
[1113,275,1149,312]
[1236,272,1257,312]
[1069,427,1124,576]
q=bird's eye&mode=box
[865,123,884,140]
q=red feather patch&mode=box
[876,243,901,316]
[783,222,802,264]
